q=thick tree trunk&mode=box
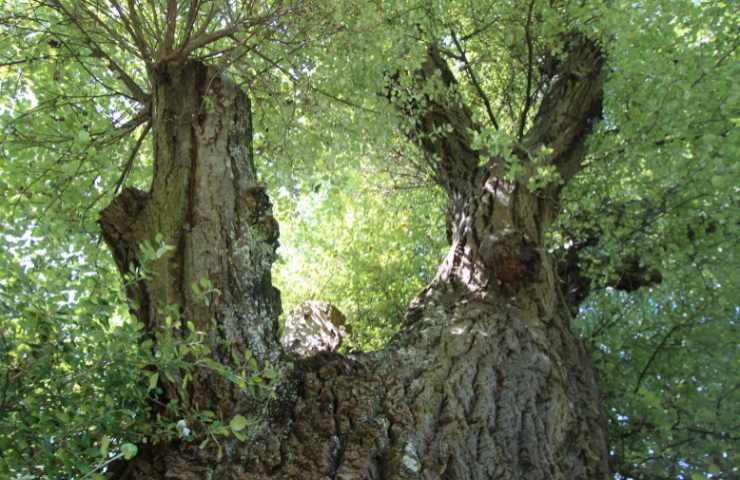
[101,40,610,479]
[100,61,281,418]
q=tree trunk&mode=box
[101,38,610,479]
[100,61,281,418]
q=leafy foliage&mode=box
[0,232,279,478]
[273,167,447,350]
[582,284,739,478]
[0,230,150,477]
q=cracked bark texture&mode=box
[100,61,281,417]
[103,36,610,480]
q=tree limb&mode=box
[517,0,536,140]
[633,323,685,394]
[449,30,499,131]
[162,0,178,56]
[522,34,605,183]
[113,121,151,195]
[47,0,149,103]
[174,0,201,59]
[390,43,484,193]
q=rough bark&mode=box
[103,36,611,479]
[100,61,281,417]
[282,301,349,357]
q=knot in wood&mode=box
[241,185,270,219]
[489,232,541,290]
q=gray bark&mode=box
[100,61,281,417]
[282,301,349,357]
[102,36,611,479]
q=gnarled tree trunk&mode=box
[102,36,611,480]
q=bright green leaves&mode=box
[0,225,272,477]
[567,7,739,465]
[76,129,91,144]
[190,276,221,308]
[273,169,447,350]
[459,1,740,477]
[99,435,110,458]
[130,235,176,283]
[0,240,151,479]
[0,2,152,257]
[229,415,251,442]
[0,1,737,479]
[120,443,138,460]
[229,415,248,433]
[555,0,738,289]
[147,371,160,392]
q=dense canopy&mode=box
[0,0,737,479]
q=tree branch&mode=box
[175,0,201,59]
[556,235,662,310]
[162,0,178,56]
[164,4,291,62]
[250,48,380,114]
[144,0,164,40]
[64,0,141,58]
[47,0,149,103]
[113,0,152,59]
[517,0,536,140]
[522,34,605,183]
[633,323,685,394]
[390,44,484,193]
[449,30,499,131]
[113,121,151,195]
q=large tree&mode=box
[1,0,737,479]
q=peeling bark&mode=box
[103,36,611,478]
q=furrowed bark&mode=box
[366,34,610,479]
[100,61,281,417]
[102,35,611,479]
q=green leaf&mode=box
[229,415,248,432]
[121,443,138,460]
[147,372,159,392]
[100,435,110,458]
[199,358,225,373]
[76,130,91,144]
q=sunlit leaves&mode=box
[0,240,151,478]
[273,167,446,350]
[552,2,740,477]
[120,443,137,460]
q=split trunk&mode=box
[101,41,610,479]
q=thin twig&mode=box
[633,323,685,394]
[48,0,148,102]
[250,48,380,114]
[113,121,151,195]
